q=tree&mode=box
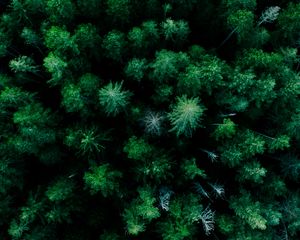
[237,160,267,184]
[64,126,110,158]
[224,9,254,45]
[180,158,206,180]
[43,52,68,86]
[177,64,202,96]
[123,136,154,160]
[142,111,165,136]
[0,87,34,108]
[178,56,225,96]
[127,21,160,55]
[168,95,206,137]
[98,81,131,116]
[44,26,79,56]
[74,24,101,56]
[84,163,122,197]
[277,3,300,44]
[106,0,131,25]
[2,0,300,239]
[46,0,75,24]
[10,103,57,159]
[46,178,75,202]
[150,50,190,83]
[102,30,127,62]
[161,18,190,45]
[257,6,281,26]
[61,84,84,113]
[212,118,236,140]
[220,130,265,167]
[157,194,212,239]
[9,56,38,74]
[223,0,256,13]
[21,28,42,48]
[229,190,267,230]
[124,58,148,82]
[122,185,160,235]
[123,136,172,182]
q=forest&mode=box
[0,0,300,239]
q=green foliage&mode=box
[0,87,34,108]
[102,30,127,62]
[212,118,236,140]
[8,219,29,239]
[227,9,254,43]
[46,178,75,202]
[0,30,10,57]
[84,163,122,197]
[168,95,206,137]
[122,185,160,235]
[13,103,55,128]
[177,64,203,96]
[223,0,257,13]
[123,136,154,160]
[266,135,290,153]
[281,193,300,236]
[46,0,75,24]
[237,48,283,72]
[229,190,267,230]
[106,0,130,24]
[161,18,190,44]
[21,28,41,47]
[74,24,101,55]
[61,84,84,113]
[9,56,38,73]
[122,207,145,235]
[124,136,172,182]
[0,158,23,194]
[128,21,160,54]
[98,81,131,116]
[78,73,101,94]
[237,160,267,183]
[44,26,79,56]
[43,52,68,85]
[1,1,300,239]
[10,103,57,160]
[277,3,300,44]
[157,194,213,239]
[65,126,110,157]
[150,50,190,83]
[220,130,265,167]
[178,55,225,96]
[124,58,148,82]
[181,158,206,180]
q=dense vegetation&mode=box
[1,0,300,239]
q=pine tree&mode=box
[168,95,206,137]
[84,163,122,197]
[161,18,190,45]
[46,0,75,24]
[44,26,79,56]
[98,81,131,116]
[102,31,127,62]
[124,58,148,82]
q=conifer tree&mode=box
[84,163,122,197]
[1,0,300,239]
[98,81,131,116]
[168,95,206,137]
